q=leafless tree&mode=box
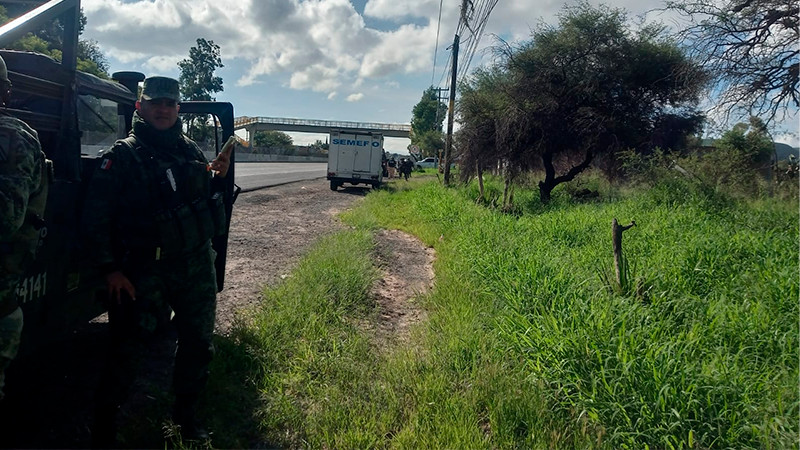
[667,0,799,125]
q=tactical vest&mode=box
[119,136,226,261]
[0,124,50,277]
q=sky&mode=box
[80,0,799,153]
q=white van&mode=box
[327,131,384,190]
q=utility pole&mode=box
[433,87,449,132]
[443,34,459,186]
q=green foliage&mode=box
[346,178,798,448]
[456,67,508,185]
[178,38,224,141]
[309,139,329,151]
[411,86,447,156]
[714,117,774,167]
[458,2,707,203]
[620,118,779,198]
[212,176,795,448]
[617,148,681,187]
[230,231,383,447]
[178,38,224,101]
[0,6,109,78]
[77,39,109,77]
[414,129,444,157]
[252,130,293,150]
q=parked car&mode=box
[415,157,439,169]
[415,157,455,170]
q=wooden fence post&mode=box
[612,218,636,288]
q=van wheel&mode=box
[372,182,380,189]
[330,181,338,191]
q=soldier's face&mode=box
[136,98,180,131]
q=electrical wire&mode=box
[431,0,445,87]
[457,0,499,81]
[437,52,453,88]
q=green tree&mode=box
[178,38,224,141]
[178,38,224,101]
[0,6,109,78]
[415,130,445,157]
[410,87,447,156]
[481,2,707,203]
[456,67,510,202]
[77,39,109,76]
[667,0,798,125]
[309,139,329,153]
[253,130,294,152]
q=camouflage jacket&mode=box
[0,112,48,276]
[82,114,224,273]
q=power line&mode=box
[456,0,499,81]
[437,51,453,88]
[431,0,445,87]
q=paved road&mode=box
[234,162,327,192]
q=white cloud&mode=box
[363,0,441,20]
[774,131,800,148]
[290,65,342,92]
[82,0,676,91]
[74,0,798,134]
[84,0,438,95]
[145,55,182,73]
[347,93,365,102]
[360,24,433,78]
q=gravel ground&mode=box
[0,177,433,448]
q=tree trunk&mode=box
[503,176,511,208]
[539,151,556,203]
[537,149,594,203]
[477,161,485,202]
[538,181,553,203]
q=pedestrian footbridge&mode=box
[234,116,411,139]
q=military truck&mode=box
[0,0,238,354]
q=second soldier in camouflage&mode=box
[0,54,48,403]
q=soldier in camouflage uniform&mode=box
[83,76,229,444]
[0,55,48,402]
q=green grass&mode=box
[219,174,798,449]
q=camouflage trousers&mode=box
[96,243,217,410]
[0,270,22,401]
[0,295,22,401]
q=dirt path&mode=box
[214,180,369,334]
[0,177,433,448]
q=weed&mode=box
[218,175,797,449]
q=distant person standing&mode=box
[399,158,413,181]
[83,76,230,445]
[0,54,49,401]
[387,156,397,179]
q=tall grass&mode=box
[228,175,797,448]
[348,176,798,448]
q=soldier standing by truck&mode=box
[0,55,48,402]
[83,76,230,444]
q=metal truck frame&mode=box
[0,0,238,354]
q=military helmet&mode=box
[0,55,8,83]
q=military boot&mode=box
[173,394,210,441]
